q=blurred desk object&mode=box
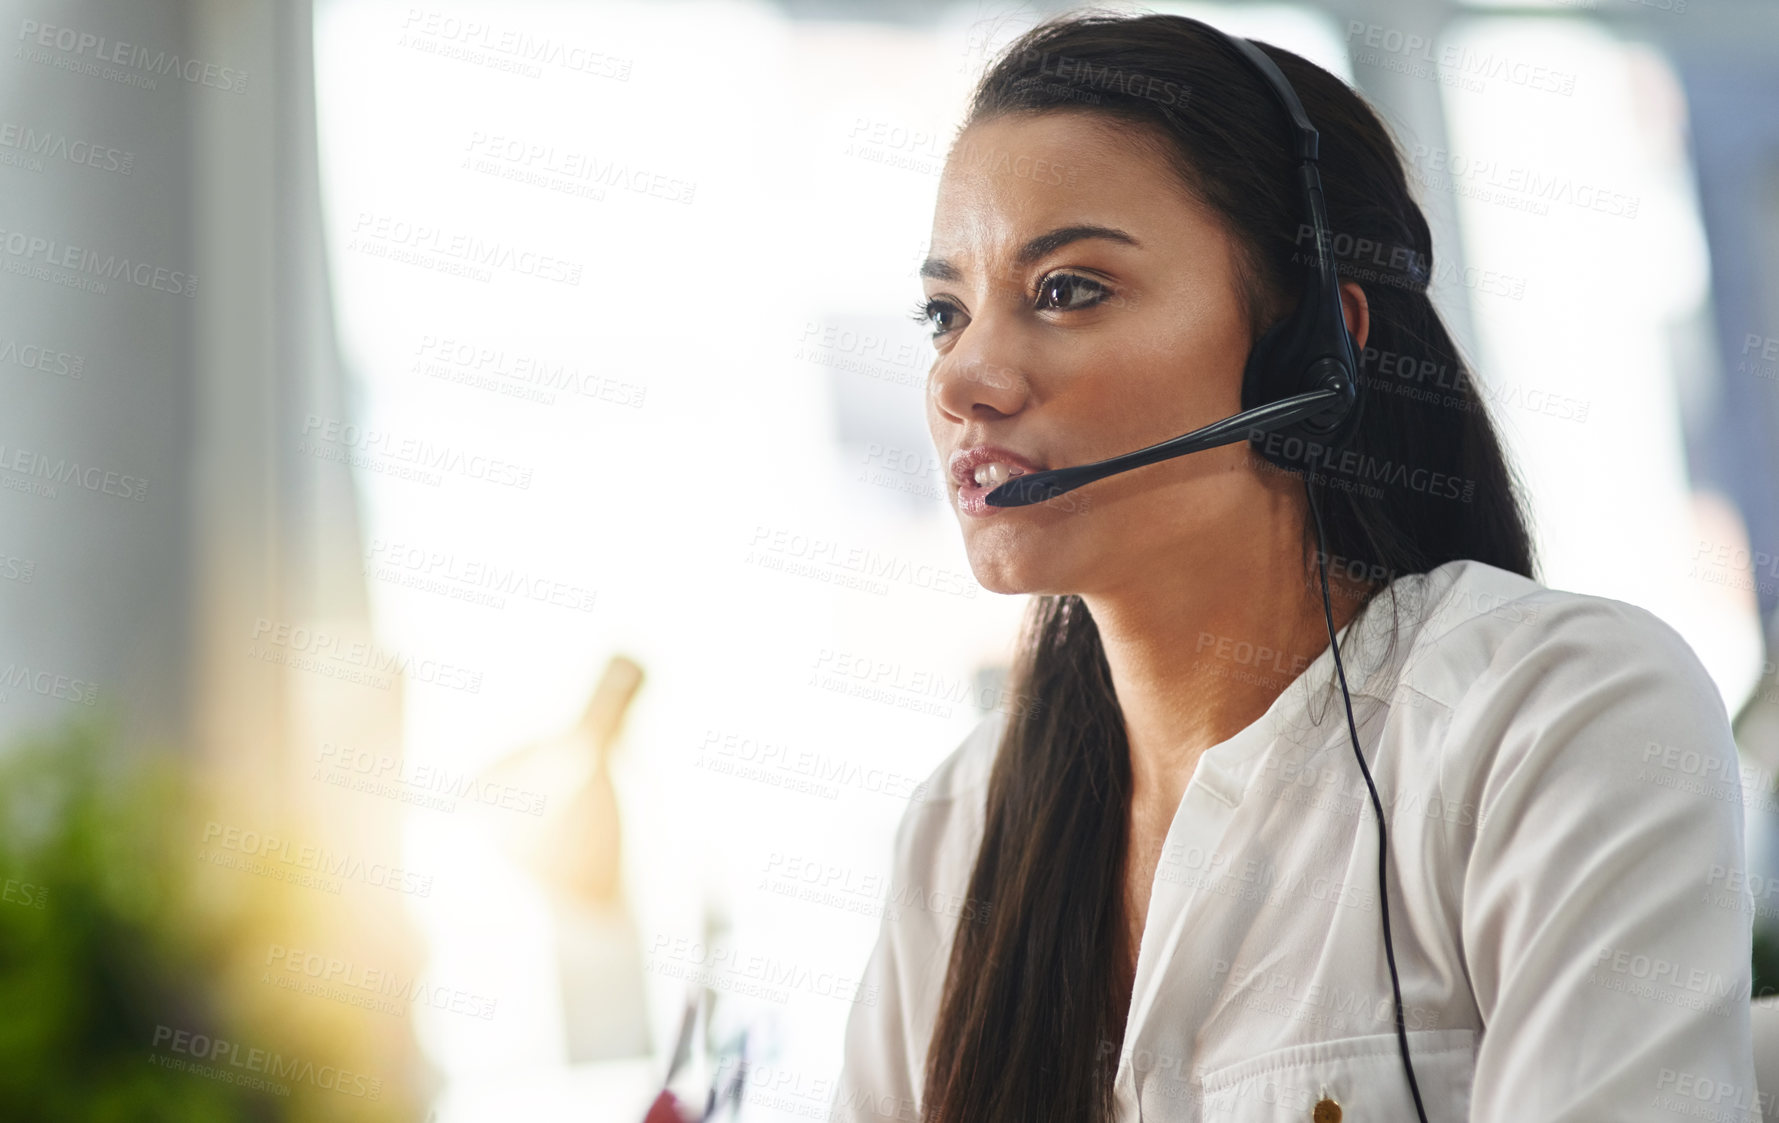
[479,653,651,1062]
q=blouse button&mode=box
[1312,1098,1342,1123]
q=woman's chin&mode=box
[970,570,1023,596]
[963,551,1071,597]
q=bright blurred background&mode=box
[4,0,1779,1119]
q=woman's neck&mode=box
[1082,541,1370,817]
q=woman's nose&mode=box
[927,326,1030,423]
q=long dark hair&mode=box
[921,12,1537,1123]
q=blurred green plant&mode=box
[1736,678,1779,1000]
[0,714,421,1121]
[1754,919,1779,1001]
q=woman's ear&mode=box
[1339,281,1370,353]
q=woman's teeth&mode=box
[972,462,1025,487]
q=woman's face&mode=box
[922,110,1297,597]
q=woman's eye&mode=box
[909,298,965,339]
[906,275,1109,340]
[1035,272,1110,312]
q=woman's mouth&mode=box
[949,446,1046,518]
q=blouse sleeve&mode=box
[1446,595,1758,1120]
[830,894,918,1121]
[827,711,998,1123]
[828,798,933,1123]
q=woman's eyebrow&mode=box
[918,223,1142,281]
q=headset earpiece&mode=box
[1241,255,1363,474]
[1211,33,1365,479]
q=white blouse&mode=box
[830,558,1759,1121]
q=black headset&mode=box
[1217,34,1365,472]
[980,24,1431,1122]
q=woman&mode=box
[831,11,1756,1123]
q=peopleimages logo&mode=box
[398,8,633,81]
[16,19,249,93]
[0,437,149,502]
[263,944,498,1021]
[0,121,134,175]
[347,212,582,287]
[149,1025,381,1099]
[0,225,197,297]
[199,820,435,898]
[1247,430,1475,503]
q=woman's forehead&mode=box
[928,117,1218,274]
[941,111,1164,189]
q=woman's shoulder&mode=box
[1395,558,1722,719]
[880,707,1008,907]
[1386,560,1738,859]
[914,706,1008,806]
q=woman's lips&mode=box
[949,446,1046,518]
[956,473,1025,517]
